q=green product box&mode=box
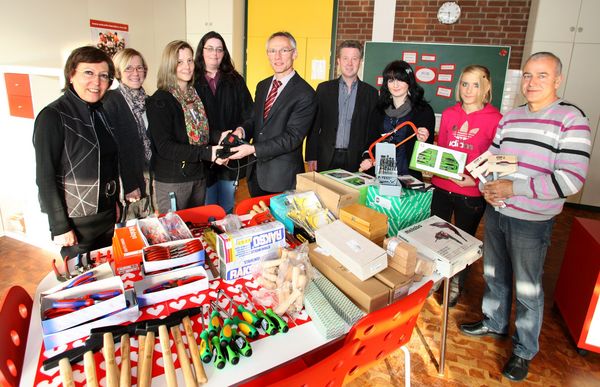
[365,185,433,236]
[320,169,377,205]
[409,141,467,180]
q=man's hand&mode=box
[482,179,514,206]
[125,188,141,203]
[54,230,77,247]
[450,173,476,187]
[218,130,231,144]
[232,127,245,139]
[228,144,255,160]
[306,160,317,172]
[359,158,375,172]
[416,127,430,142]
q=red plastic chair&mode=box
[0,286,33,387]
[262,280,433,387]
[173,204,226,224]
[233,193,279,216]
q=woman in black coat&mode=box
[194,31,253,213]
[103,48,154,220]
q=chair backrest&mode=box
[0,285,33,387]
[269,280,433,387]
[233,193,278,216]
[174,204,227,224]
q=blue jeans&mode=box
[481,206,554,360]
[205,179,236,214]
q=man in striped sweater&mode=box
[459,52,591,382]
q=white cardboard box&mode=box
[397,215,482,277]
[42,290,139,349]
[134,265,209,307]
[142,238,205,274]
[41,263,114,296]
[315,220,387,281]
[216,221,286,281]
[41,275,127,334]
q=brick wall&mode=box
[336,0,531,69]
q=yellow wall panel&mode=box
[246,0,335,96]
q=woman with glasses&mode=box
[359,60,435,179]
[104,48,154,220]
[33,46,120,258]
[193,31,253,213]
[147,40,227,214]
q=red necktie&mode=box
[263,79,282,119]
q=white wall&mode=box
[0,0,187,247]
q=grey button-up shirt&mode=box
[335,77,358,149]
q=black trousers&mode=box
[60,208,116,258]
[430,186,486,288]
[247,169,279,198]
[317,148,352,172]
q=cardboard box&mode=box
[41,263,114,296]
[366,185,433,236]
[409,141,467,180]
[315,220,387,281]
[216,221,287,281]
[296,172,359,217]
[374,267,414,304]
[134,265,209,307]
[308,244,389,313]
[397,215,482,277]
[41,276,127,334]
[112,224,147,274]
[142,238,205,274]
[320,169,377,204]
[42,290,139,349]
[339,203,388,240]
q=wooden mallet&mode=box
[172,307,208,384]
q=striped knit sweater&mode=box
[488,99,591,221]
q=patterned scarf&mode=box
[169,85,209,145]
[119,83,152,166]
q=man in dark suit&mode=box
[306,40,381,173]
[229,31,316,197]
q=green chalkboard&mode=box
[363,42,510,114]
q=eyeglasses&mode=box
[204,46,224,54]
[124,65,146,73]
[266,48,295,56]
[76,70,112,82]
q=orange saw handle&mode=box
[367,121,418,161]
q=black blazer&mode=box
[241,72,316,192]
[306,78,382,172]
[103,89,147,196]
[147,89,212,183]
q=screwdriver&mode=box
[212,302,240,366]
[198,306,213,363]
[218,289,260,327]
[207,306,222,340]
[238,287,278,335]
[243,284,289,333]
[211,335,226,369]
[214,300,260,340]
[233,333,253,357]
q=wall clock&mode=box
[438,1,461,24]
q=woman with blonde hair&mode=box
[103,48,153,219]
[147,40,226,213]
[431,65,502,306]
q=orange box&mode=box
[112,225,146,274]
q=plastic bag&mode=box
[253,242,313,315]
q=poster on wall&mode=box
[90,19,128,57]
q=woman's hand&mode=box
[125,188,141,203]
[450,173,476,187]
[359,158,375,172]
[416,127,430,142]
[54,230,77,247]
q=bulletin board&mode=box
[363,42,511,114]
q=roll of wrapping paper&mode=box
[312,275,365,326]
[304,282,348,339]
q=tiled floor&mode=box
[2,180,599,386]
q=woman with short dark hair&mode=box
[33,46,119,257]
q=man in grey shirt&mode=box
[306,40,381,172]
